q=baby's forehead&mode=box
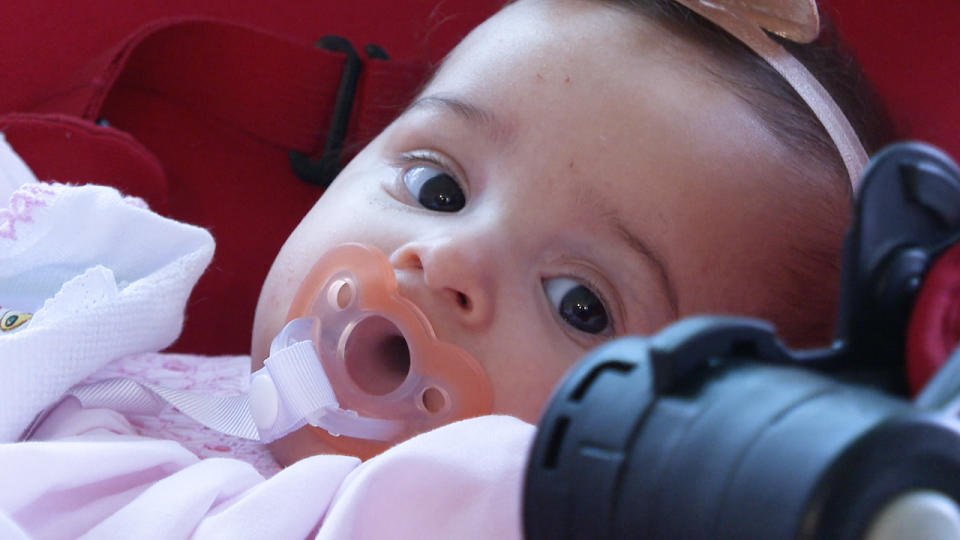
[440,0,705,72]
[425,0,729,119]
[402,4,784,191]
[397,1,798,204]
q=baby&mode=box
[251,0,885,464]
[0,0,888,536]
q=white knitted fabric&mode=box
[0,134,215,441]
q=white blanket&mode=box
[0,133,215,442]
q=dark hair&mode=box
[592,0,895,345]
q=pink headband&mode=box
[672,0,868,191]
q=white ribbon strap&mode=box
[70,377,261,440]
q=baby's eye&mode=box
[543,277,610,334]
[403,164,466,212]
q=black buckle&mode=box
[290,36,387,187]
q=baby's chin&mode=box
[268,425,400,465]
[268,427,340,466]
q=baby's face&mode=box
[253,0,802,462]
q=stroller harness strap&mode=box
[25,18,428,158]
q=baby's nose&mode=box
[389,241,494,329]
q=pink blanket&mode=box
[2,383,532,538]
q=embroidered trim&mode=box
[0,184,56,241]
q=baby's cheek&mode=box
[262,252,310,310]
[253,278,295,364]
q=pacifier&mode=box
[249,243,493,457]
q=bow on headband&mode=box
[673,0,868,189]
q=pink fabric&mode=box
[3,351,533,538]
[2,408,533,539]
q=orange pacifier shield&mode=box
[284,243,493,457]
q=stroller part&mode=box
[524,316,960,540]
[836,142,960,393]
[862,491,960,540]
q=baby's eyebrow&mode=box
[612,218,679,319]
[404,94,514,144]
[578,179,680,319]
